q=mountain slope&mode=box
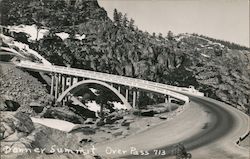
[0,0,249,113]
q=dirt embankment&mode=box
[0,63,53,113]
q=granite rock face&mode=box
[0,111,98,159]
[0,112,34,142]
[179,36,250,112]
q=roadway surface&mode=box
[93,96,249,159]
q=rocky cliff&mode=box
[0,0,249,113]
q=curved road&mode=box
[94,96,249,159]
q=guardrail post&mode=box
[50,73,55,96]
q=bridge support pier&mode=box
[165,95,172,103]
[169,97,172,103]
[132,89,137,108]
[73,77,78,84]
[50,73,55,96]
[118,86,121,93]
[165,95,172,112]
[58,74,62,96]
[55,74,59,99]
[165,95,169,103]
[61,75,66,92]
[125,88,129,101]
[66,76,72,88]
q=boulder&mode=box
[69,125,96,135]
[0,100,8,111]
[5,100,20,111]
[140,110,155,117]
[158,115,168,120]
[121,118,134,127]
[30,124,81,153]
[0,111,34,141]
[68,103,97,119]
[112,129,123,137]
[0,95,20,111]
[103,111,123,124]
[84,118,95,125]
[42,107,85,124]
[95,118,105,126]
[29,102,44,113]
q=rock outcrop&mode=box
[0,112,34,142]
[0,111,102,159]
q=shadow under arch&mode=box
[56,79,132,110]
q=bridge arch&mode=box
[56,80,132,110]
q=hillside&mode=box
[0,63,53,112]
[0,0,249,114]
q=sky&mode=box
[98,0,249,47]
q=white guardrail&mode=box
[15,61,204,103]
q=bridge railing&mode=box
[53,64,203,96]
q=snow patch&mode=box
[55,32,69,40]
[85,101,126,113]
[112,101,127,109]
[31,117,75,132]
[89,88,99,96]
[8,24,49,42]
[1,33,51,65]
[75,34,86,40]
[201,53,210,58]
[86,101,101,112]
[12,41,51,65]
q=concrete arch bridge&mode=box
[15,60,204,109]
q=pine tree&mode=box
[113,8,122,26]
[167,31,174,40]
[113,8,118,22]
[128,18,135,30]
[122,13,128,27]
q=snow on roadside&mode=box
[31,117,76,132]
[1,33,51,65]
[11,41,51,65]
